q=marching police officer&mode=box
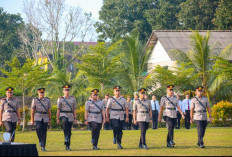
[106,86,129,149]
[0,87,21,142]
[103,93,111,130]
[133,88,152,149]
[158,85,185,148]
[57,84,77,151]
[127,96,133,130]
[85,89,106,150]
[31,88,51,151]
[190,86,212,148]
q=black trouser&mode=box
[185,110,190,129]
[110,119,124,144]
[35,119,48,147]
[166,117,177,143]
[104,114,111,130]
[195,120,207,145]
[89,122,102,147]
[3,121,16,142]
[152,110,159,129]
[127,114,133,130]
[176,111,181,129]
[60,117,73,147]
[138,122,149,145]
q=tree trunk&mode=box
[22,89,25,131]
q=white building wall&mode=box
[147,40,175,72]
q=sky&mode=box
[0,0,103,20]
[0,0,103,41]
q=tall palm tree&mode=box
[119,31,153,93]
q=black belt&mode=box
[4,110,16,113]
[89,111,101,114]
[60,111,73,113]
[35,111,47,114]
[194,110,206,113]
[152,110,158,111]
[137,111,149,113]
[111,109,124,111]
[128,110,132,112]
[165,108,176,111]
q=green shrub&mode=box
[212,101,232,126]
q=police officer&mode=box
[127,96,133,130]
[0,87,21,142]
[190,86,212,148]
[103,93,111,130]
[133,88,152,149]
[106,86,129,149]
[158,85,185,148]
[85,89,106,150]
[57,84,77,151]
[31,88,51,151]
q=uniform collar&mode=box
[139,98,146,101]
[38,97,45,101]
[63,95,70,99]
[166,94,174,98]
[7,97,13,101]
[113,96,121,100]
[91,98,98,102]
[196,95,203,99]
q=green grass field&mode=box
[12,127,232,156]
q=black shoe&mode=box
[143,144,149,150]
[117,144,123,149]
[170,140,175,146]
[197,143,200,146]
[41,147,46,151]
[139,144,142,148]
[113,137,116,144]
[93,146,100,150]
[66,146,71,151]
[200,144,205,148]
[167,143,174,148]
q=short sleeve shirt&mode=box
[191,96,209,121]
[107,96,128,120]
[31,97,51,122]
[57,96,77,122]
[133,99,151,122]
[85,99,104,123]
[0,97,20,122]
[160,95,180,118]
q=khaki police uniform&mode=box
[85,99,104,147]
[107,96,128,145]
[0,97,19,142]
[31,97,51,148]
[134,98,152,146]
[57,96,77,147]
[160,94,180,145]
[191,96,209,146]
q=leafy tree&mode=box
[145,0,185,30]
[0,57,50,131]
[212,0,232,29]
[76,41,124,96]
[0,8,24,70]
[118,32,153,93]
[178,0,219,30]
[95,0,154,42]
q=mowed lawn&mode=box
[14,127,232,156]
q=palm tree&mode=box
[119,31,153,93]
[155,31,232,104]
